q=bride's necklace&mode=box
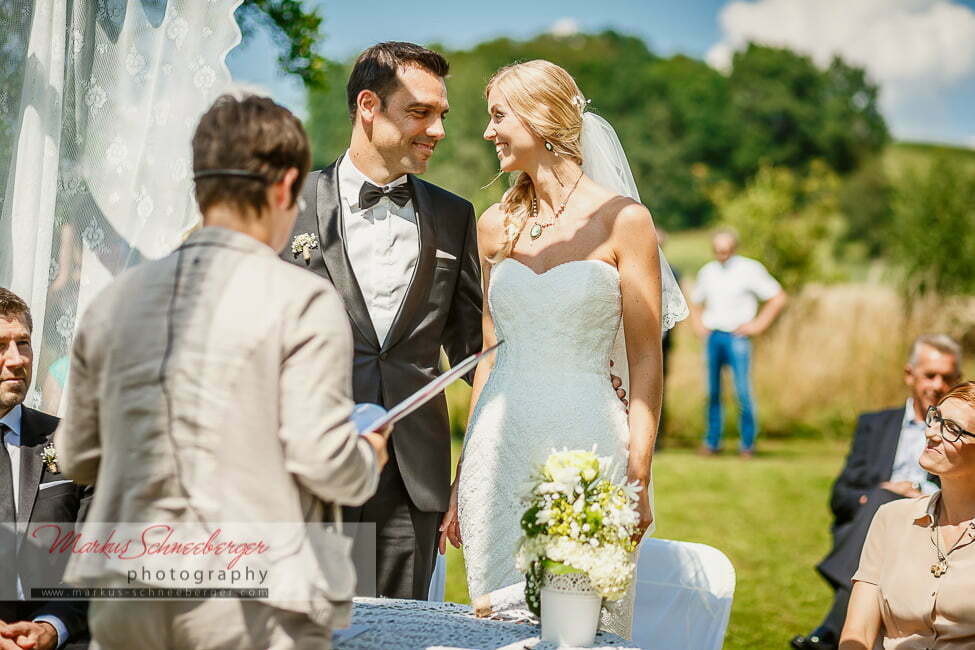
[529,171,584,241]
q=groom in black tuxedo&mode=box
[282,42,482,600]
[0,288,90,649]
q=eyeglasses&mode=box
[925,405,975,443]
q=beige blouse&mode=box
[853,492,975,649]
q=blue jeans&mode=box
[705,330,756,451]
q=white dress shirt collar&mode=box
[903,398,923,428]
[0,403,23,444]
[338,151,409,212]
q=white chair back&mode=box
[632,538,735,650]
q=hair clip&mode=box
[572,95,591,113]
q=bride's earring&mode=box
[544,140,558,157]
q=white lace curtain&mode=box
[0,0,243,413]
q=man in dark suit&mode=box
[0,288,89,650]
[282,42,482,600]
[791,334,962,650]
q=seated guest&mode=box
[0,288,90,650]
[53,95,389,650]
[840,381,975,649]
[793,334,962,650]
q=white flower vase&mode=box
[540,570,601,647]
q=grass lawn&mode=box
[443,437,850,649]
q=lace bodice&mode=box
[489,258,621,378]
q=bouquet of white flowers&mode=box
[515,448,641,616]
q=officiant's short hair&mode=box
[192,94,311,216]
[347,42,449,119]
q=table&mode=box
[332,598,640,650]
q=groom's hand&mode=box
[609,361,628,411]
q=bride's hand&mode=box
[438,486,462,554]
[631,488,653,545]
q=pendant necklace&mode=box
[529,171,584,241]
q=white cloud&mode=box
[549,17,581,37]
[706,0,975,136]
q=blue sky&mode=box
[228,0,975,146]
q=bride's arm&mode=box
[613,201,663,541]
[440,204,504,552]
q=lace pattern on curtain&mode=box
[1,0,243,413]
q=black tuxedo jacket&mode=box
[829,406,937,529]
[281,161,483,513]
[1,406,91,645]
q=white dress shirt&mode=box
[1,403,68,648]
[338,152,420,345]
[691,255,782,332]
[890,398,939,494]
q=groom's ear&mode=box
[356,89,382,124]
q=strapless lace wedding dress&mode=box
[457,257,647,638]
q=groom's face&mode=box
[369,65,448,176]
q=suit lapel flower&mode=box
[291,232,319,265]
[41,443,59,474]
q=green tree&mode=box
[887,157,975,297]
[238,0,328,89]
[305,33,888,231]
[728,44,888,181]
[715,161,845,292]
[837,156,892,258]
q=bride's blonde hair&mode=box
[485,60,587,260]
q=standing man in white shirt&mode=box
[282,42,483,600]
[690,230,787,456]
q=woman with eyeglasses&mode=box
[840,381,975,649]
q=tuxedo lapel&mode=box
[382,175,436,353]
[316,161,381,349]
[17,409,46,530]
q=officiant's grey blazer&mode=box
[282,160,482,513]
[54,227,379,628]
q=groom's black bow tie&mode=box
[358,181,412,209]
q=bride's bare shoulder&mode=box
[477,203,507,260]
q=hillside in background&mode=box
[307,31,889,231]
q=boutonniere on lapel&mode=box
[41,443,59,474]
[291,232,319,265]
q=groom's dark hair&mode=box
[347,42,449,119]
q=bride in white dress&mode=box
[438,60,687,638]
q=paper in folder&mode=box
[351,341,503,434]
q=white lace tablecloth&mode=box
[333,598,640,649]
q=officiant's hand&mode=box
[438,487,462,554]
[609,360,628,411]
[364,426,392,469]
